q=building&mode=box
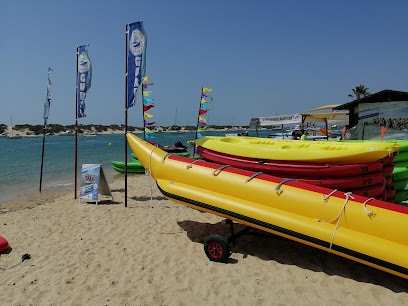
[334,89,408,129]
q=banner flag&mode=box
[127,21,147,108]
[202,87,212,93]
[43,67,53,126]
[77,45,92,118]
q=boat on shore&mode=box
[196,146,385,178]
[112,139,190,173]
[194,136,399,164]
[127,133,408,279]
[111,160,146,174]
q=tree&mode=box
[348,85,370,100]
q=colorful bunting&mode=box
[141,77,156,140]
[194,86,214,142]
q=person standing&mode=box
[342,125,350,140]
[300,129,307,141]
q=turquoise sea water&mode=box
[0,130,272,204]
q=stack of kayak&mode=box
[195,136,400,202]
[112,140,190,174]
[389,140,408,204]
[342,139,408,204]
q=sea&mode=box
[0,129,273,205]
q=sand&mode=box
[1,174,408,305]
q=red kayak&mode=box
[196,146,384,178]
[293,171,386,189]
[0,236,9,253]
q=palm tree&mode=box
[348,85,370,100]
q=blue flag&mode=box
[77,45,92,118]
[127,21,147,108]
[43,67,53,126]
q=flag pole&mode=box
[39,68,52,192]
[74,46,79,199]
[142,85,146,141]
[193,86,204,156]
[125,24,129,208]
[39,126,46,192]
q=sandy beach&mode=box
[1,173,408,305]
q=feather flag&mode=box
[77,45,92,118]
[43,67,53,126]
[127,21,147,108]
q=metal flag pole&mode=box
[74,46,79,199]
[142,84,146,141]
[39,68,53,192]
[125,24,129,208]
[193,86,204,157]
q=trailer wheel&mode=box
[204,234,230,263]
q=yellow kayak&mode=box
[194,136,399,164]
[127,133,408,280]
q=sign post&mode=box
[79,164,113,205]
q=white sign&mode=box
[79,164,113,204]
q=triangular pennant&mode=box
[144,112,154,119]
[143,104,154,111]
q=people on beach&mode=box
[342,125,350,140]
[300,129,307,141]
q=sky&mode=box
[1,0,407,127]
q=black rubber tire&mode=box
[204,234,230,263]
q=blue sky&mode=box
[1,0,407,127]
